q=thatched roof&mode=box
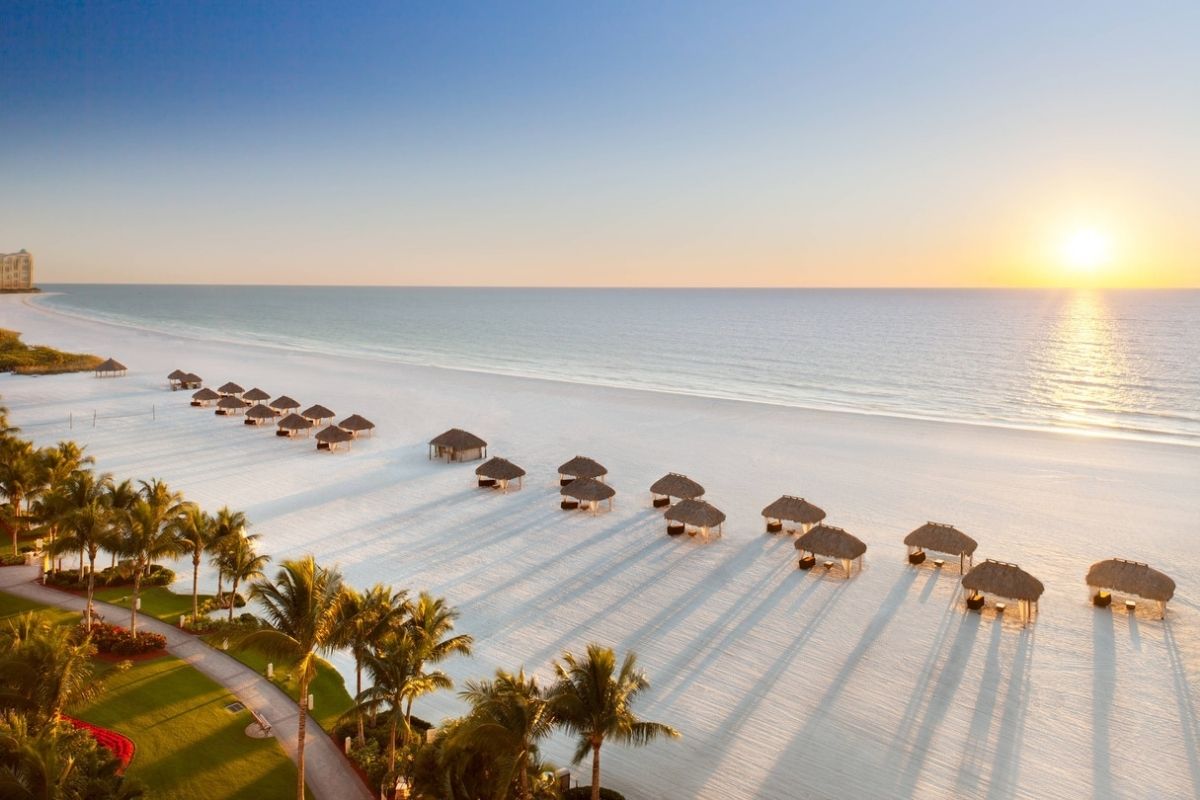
[962,560,1044,602]
[558,455,607,479]
[475,457,526,481]
[650,473,705,500]
[246,404,277,419]
[168,369,188,380]
[338,414,375,432]
[762,496,826,524]
[430,428,487,450]
[1086,559,1175,602]
[192,387,220,401]
[217,396,249,409]
[316,426,354,443]
[561,477,616,502]
[269,395,300,410]
[301,404,335,420]
[665,498,726,528]
[904,522,978,557]
[95,358,126,372]
[243,387,271,402]
[278,413,315,430]
[183,373,203,383]
[794,524,867,560]
[217,381,244,395]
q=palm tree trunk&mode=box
[388,715,398,776]
[78,547,85,580]
[518,751,531,800]
[216,569,224,601]
[355,662,365,744]
[192,554,200,622]
[296,672,310,800]
[130,570,142,635]
[86,550,97,628]
[229,575,239,622]
[591,742,602,800]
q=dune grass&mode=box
[0,590,307,800]
[0,327,102,374]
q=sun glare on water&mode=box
[1061,227,1114,273]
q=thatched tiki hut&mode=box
[167,369,187,389]
[560,477,615,514]
[794,524,866,577]
[316,425,354,452]
[277,412,316,438]
[244,404,277,426]
[215,396,250,416]
[181,372,203,390]
[216,381,244,397]
[664,498,725,540]
[558,456,607,486]
[301,404,336,427]
[904,522,978,572]
[94,358,127,378]
[243,387,271,404]
[429,429,487,462]
[649,473,704,508]
[190,387,220,407]
[1086,559,1175,618]
[961,560,1044,624]
[761,496,826,534]
[269,395,300,416]
[338,414,376,439]
[475,457,526,492]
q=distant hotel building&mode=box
[1,250,34,290]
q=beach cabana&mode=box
[217,382,244,397]
[277,413,316,438]
[664,498,725,540]
[904,522,978,572]
[94,358,127,378]
[560,477,615,514]
[316,425,354,452]
[215,396,250,416]
[961,559,1044,624]
[649,473,705,508]
[429,429,487,462]
[181,372,203,390]
[301,404,336,427]
[191,387,220,407]
[245,404,277,426]
[243,387,271,404]
[558,456,607,486]
[269,395,300,416]
[1086,558,1175,618]
[762,496,826,534]
[475,457,526,492]
[338,414,376,439]
[794,524,866,577]
[167,369,187,389]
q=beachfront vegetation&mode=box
[0,327,101,375]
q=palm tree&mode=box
[171,506,216,622]
[0,612,99,724]
[222,536,269,622]
[103,480,139,570]
[405,592,473,731]
[550,644,680,800]
[210,507,248,601]
[113,495,183,635]
[336,584,407,743]
[453,668,557,800]
[245,556,346,800]
[48,471,114,627]
[0,441,40,553]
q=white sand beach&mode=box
[2,293,1198,800]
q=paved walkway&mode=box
[0,565,373,800]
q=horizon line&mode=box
[31,281,1199,291]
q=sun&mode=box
[1061,227,1114,272]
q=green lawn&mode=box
[0,591,307,800]
[92,584,216,624]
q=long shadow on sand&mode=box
[1164,622,1200,797]
[1091,609,1116,798]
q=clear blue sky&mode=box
[3,1,1197,286]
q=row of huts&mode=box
[434,427,1176,624]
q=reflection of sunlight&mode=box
[1032,291,1130,432]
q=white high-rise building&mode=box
[1,250,34,290]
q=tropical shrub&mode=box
[79,622,167,655]
[565,789,626,800]
[0,553,25,566]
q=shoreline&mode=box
[21,291,1199,451]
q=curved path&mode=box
[0,565,373,800]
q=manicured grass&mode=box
[210,640,354,733]
[0,591,307,800]
[92,585,217,624]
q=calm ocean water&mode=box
[38,285,1200,446]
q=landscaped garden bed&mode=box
[63,715,136,774]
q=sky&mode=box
[2,1,1198,287]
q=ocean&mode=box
[37,285,1200,446]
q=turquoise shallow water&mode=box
[37,285,1200,446]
